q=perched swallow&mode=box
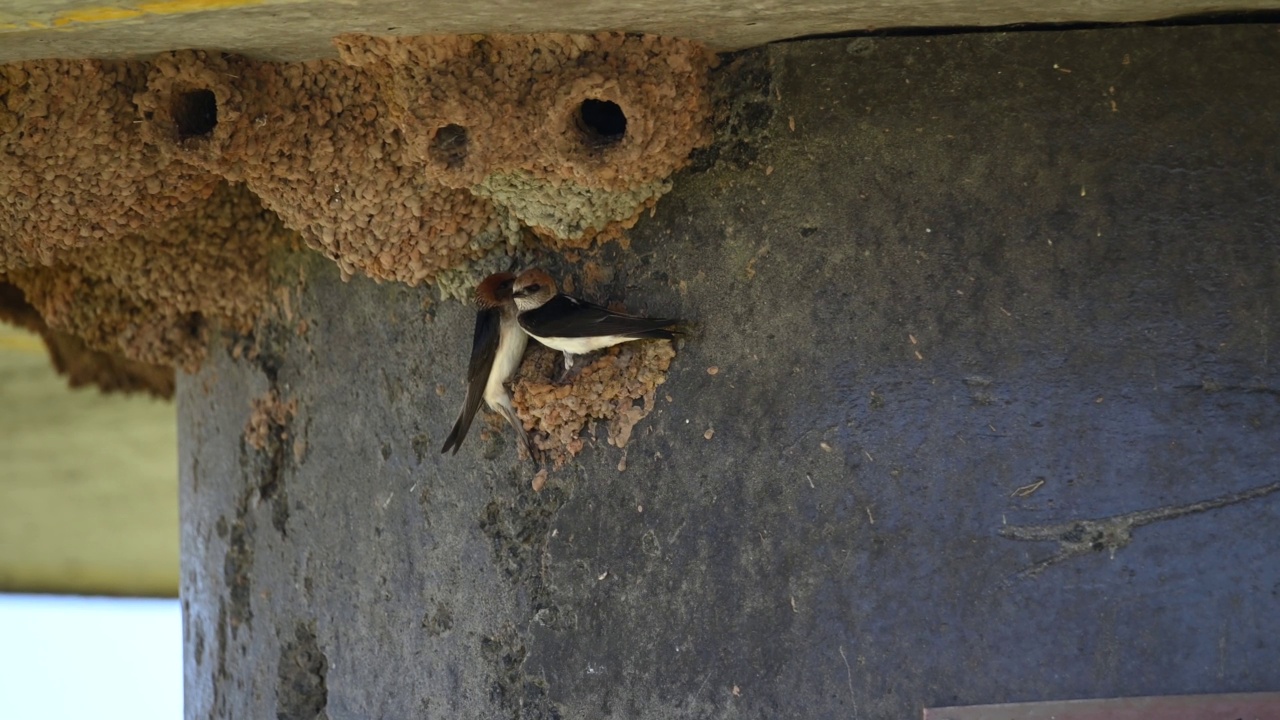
[441,272,532,456]
[511,268,683,370]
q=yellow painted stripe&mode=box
[138,0,264,13]
[6,0,268,31]
[53,7,144,26]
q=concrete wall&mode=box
[180,26,1280,719]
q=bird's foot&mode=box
[555,352,599,384]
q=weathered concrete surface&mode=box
[181,25,1280,719]
[3,0,1280,61]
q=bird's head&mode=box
[475,271,517,309]
[511,268,557,312]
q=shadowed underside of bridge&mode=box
[1,3,1278,718]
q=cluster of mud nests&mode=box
[0,34,713,399]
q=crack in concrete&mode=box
[1000,479,1280,578]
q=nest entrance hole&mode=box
[429,124,469,169]
[576,99,627,148]
[172,89,218,140]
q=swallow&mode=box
[511,268,683,371]
[440,272,532,456]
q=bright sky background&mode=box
[0,594,182,720]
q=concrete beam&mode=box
[2,0,1280,61]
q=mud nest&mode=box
[133,50,514,287]
[512,339,677,468]
[0,33,712,394]
[4,182,292,374]
[0,281,174,397]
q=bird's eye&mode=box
[527,283,541,293]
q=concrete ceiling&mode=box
[1,0,1277,62]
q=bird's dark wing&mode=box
[441,307,500,454]
[519,294,681,339]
